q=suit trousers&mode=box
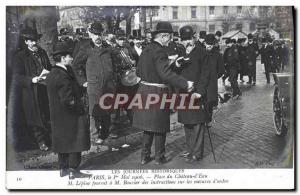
[141,131,166,160]
[58,152,81,169]
[228,66,241,96]
[184,124,205,159]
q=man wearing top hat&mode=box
[46,41,90,179]
[174,26,210,162]
[72,21,115,145]
[133,21,194,165]
[245,33,259,85]
[12,28,51,151]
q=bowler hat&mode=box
[247,33,253,39]
[199,31,207,39]
[52,42,73,56]
[21,28,42,41]
[88,22,104,35]
[116,29,126,39]
[75,28,86,35]
[215,31,222,37]
[225,39,231,44]
[237,38,246,43]
[179,26,195,41]
[205,33,216,45]
[60,28,71,36]
[152,21,173,35]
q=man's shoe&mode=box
[109,133,118,139]
[68,168,92,180]
[179,151,190,158]
[154,157,170,165]
[141,157,153,165]
[60,169,69,177]
[252,82,256,86]
[39,143,49,151]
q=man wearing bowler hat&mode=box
[195,31,206,49]
[72,21,115,145]
[174,26,210,162]
[46,41,90,179]
[13,28,51,151]
[133,21,194,165]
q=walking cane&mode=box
[206,124,217,163]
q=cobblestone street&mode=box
[8,61,294,170]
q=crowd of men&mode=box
[12,20,292,178]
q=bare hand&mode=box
[187,81,194,92]
[32,76,43,83]
[83,82,88,88]
[191,92,201,99]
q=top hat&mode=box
[21,28,42,41]
[205,33,217,45]
[199,31,207,39]
[52,41,74,56]
[179,26,195,41]
[215,31,222,37]
[152,21,173,35]
[75,28,86,35]
[88,22,104,35]
[247,33,253,39]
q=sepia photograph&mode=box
[5,4,295,190]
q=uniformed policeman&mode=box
[273,40,282,73]
[133,21,194,165]
[237,38,247,83]
[222,38,232,85]
[263,37,276,83]
[245,33,259,85]
[224,39,241,99]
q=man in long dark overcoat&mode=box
[12,28,51,151]
[174,26,210,162]
[245,33,259,85]
[72,21,115,145]
[133,21,194,165]
[46,42,90,179]
[263,37,276,84]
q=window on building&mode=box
[209,6,215,15]
[223,6,228,14]
[250,22,256,31]
[172,6,178,19]
[209,24,215,33]
[191,6,197,18]
[152,7,159,16]
[223,23,229,33]
[237,6,242,14]
[236,23,243,31]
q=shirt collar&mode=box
[55,63,67,70]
